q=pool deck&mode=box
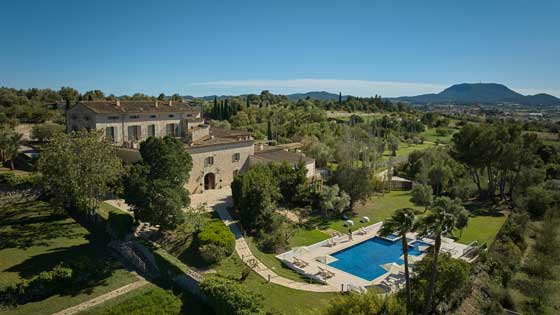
[276,223,477,290]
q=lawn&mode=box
[419,128,457,144]
[382,142,436,160]
[454,215,506,246]
[0,200,138,315]
[96,202,130,220]
[329,190,423,232]
[289,228,330,247]
[213,254,339,315]
[78,284,214,315]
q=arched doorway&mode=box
[204,173,216,190]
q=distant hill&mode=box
[286,91,348,101]
[183,91,348,101]
[394,83,560,106]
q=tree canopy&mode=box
[124,136,192,230]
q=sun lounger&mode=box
[318,266,335,278]
[327,238,338,247]
[293,257,309,268]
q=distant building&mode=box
[66,100,316,194]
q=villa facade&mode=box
[67,100,315,194]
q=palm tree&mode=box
[379,208,416,313]
[419,198,458,315]
[5,133,22,170]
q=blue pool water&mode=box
[328,237,431,281]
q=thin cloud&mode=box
[189,79,447,97]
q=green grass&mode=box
[289,228,330,247]
[0,200,138,315]
[0,167,30,177]
[78,284,213,315]
[419,128,457,144]
[455,215,507,246]
[213,254,339,315]
[96,202,130,220]
[329,190,423,232]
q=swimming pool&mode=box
[328,237,431,281]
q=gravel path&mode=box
[51,275,148,315]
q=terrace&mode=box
[276,222,477,292]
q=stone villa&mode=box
[67,100,315,194]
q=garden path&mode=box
[192,188,341,293]
[50,274,148,315]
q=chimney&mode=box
[154,100,159,108]
[116,100,120,107]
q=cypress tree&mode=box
[213,96,218,119]
[339,92,342,107]
[224,99,229,120]
[267,119,273,141]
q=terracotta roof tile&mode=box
[79,101,199,114]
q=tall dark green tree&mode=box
[267,119,273,141]
[124,136,192,230]
[231,164,281,233]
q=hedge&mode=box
[197,221,235,264]
[199,277,265,315]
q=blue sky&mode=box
[1,0,559,97]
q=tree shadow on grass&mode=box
[6,242,104,280]
[465,201,504,217]
[0,200,86,251]
[5,241,128,298]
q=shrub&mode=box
[0,264,73,307]
[435,127,452,137]
[0,172,39,189]
[523,185,553,218]
[200,277,265,315]
[31,122,64,142]
[107,211,134,239]
[197,221,235,264]
[257,228,289,253]
[410,184,433,209]
[0,256,114,308]
[322,289,405,315]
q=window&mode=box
[107,116,119,120]
[232,152,241,162]
[129,115,140,119]
[166,123,179,136]
[150,115,157,118]
[147,125,156,137]
[233,170,239,177]
[168,114,175,118]
[127,125,141,141]
[205,156,214,166]
[105,127,116,142]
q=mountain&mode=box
[286,91,348,101]
[395,83,560,106]
[183,91,348,101]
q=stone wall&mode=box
[186,141,254,194]
[67,103,202,145]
